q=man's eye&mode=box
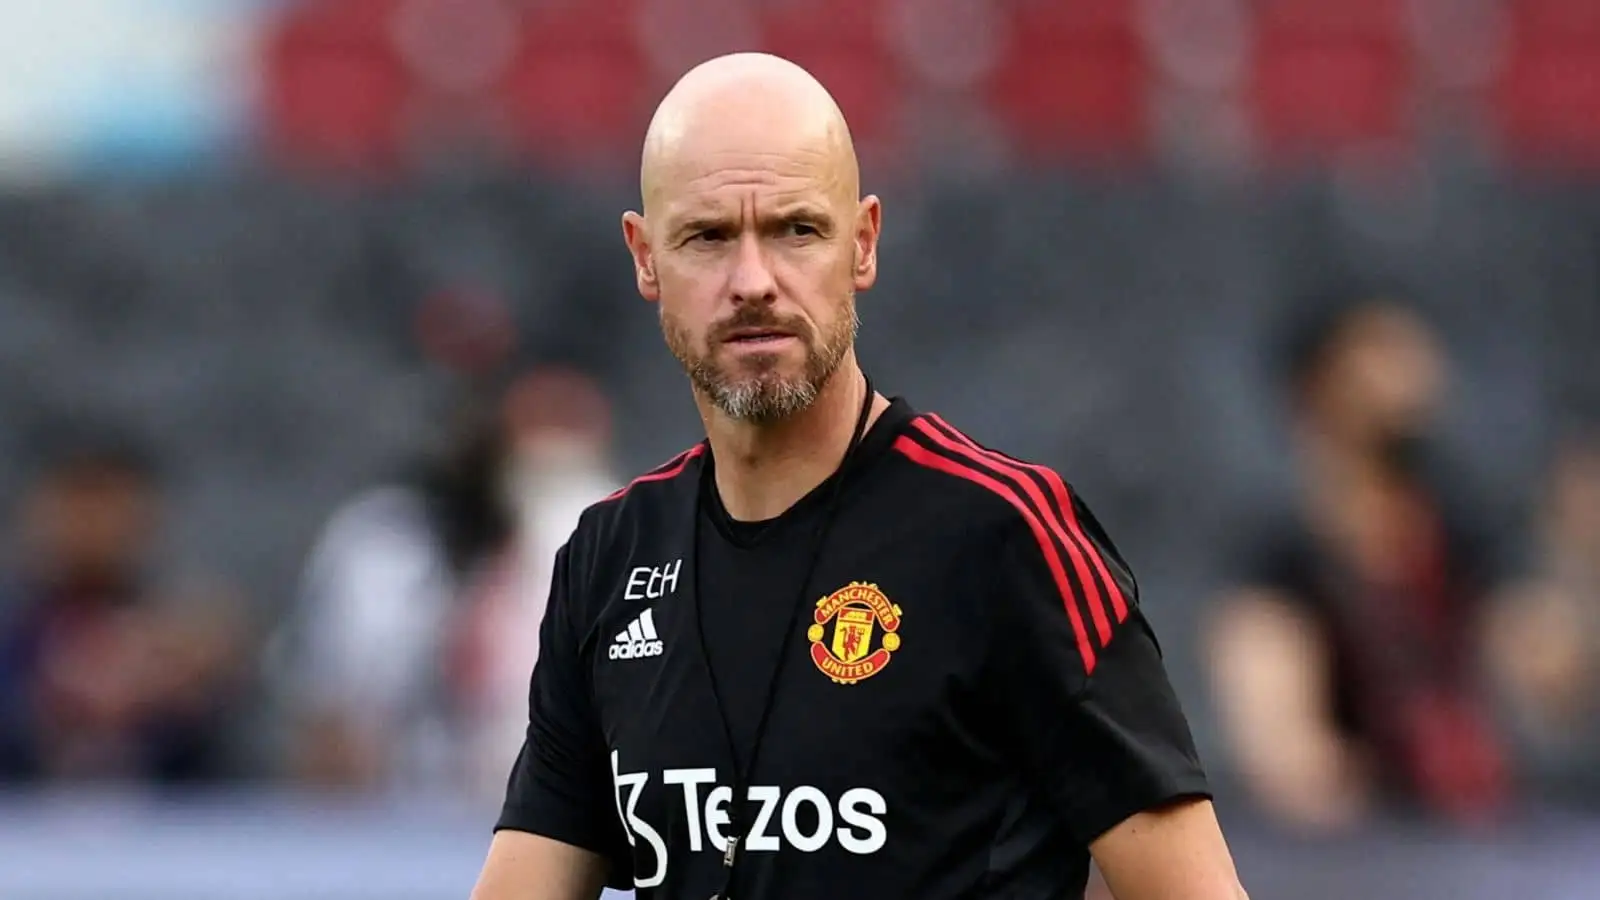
[690,230,725,244]
[788,222,819,237]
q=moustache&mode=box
[708,310,812,343]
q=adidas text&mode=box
[610,639,664,660]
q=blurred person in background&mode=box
[1207,295,1514,833]
[1485,432,1600,809]
[458,368,620,801]
[277,396,510,791]
[0,437,248,784]
[279,368,618,799]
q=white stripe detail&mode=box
[639,609,658,641]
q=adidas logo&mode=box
[609,609,664,660]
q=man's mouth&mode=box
[723,327,796,346]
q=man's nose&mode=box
[728,232,777,305]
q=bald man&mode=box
[471,54,1247,900]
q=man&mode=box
[0,439,245,783]
[471,53,1247,900]
[284,369,618,798]
[1209,296,1511,831]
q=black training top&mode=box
[497,397,1210,899]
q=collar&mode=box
[700,396,916,542]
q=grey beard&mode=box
[705,374,823,423]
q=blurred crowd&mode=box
[0,0,1598,856]
[0,360,620,806]
[0,436,247,783]
[1,281,1596,837]
[1208,296,1600,831]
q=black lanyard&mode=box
[690,375,876,900]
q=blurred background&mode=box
[0,0,1597,897]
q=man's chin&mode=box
[707,376,821,422]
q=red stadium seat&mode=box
[985,0,1150,167]
[1494,0,1600,170]
[272,0,403,44]
[632,0,763,84]
[498,0,651,171]
[760,0,907,158]
[260,0,412,175]
[1248,0,1413,166]
[1513,0,1600,41]
[1254,0,1406,37]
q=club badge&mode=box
[807,582,901,685]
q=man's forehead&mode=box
[666,141,831,181]
[662,192,834,225]
[651,120,839,179]
[653,154,848,220]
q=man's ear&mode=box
[852,195,882,292]
[621,211,660,302]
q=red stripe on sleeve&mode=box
[911,418,1114,646]
[929,414,1130,625]
[893,435,1098,674]
[603,444,705,503]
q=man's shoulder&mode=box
[565,443,706,563]
[885,411,1081,543]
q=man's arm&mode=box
[476,539,633,897]
[470,831,610,900]
[1205,588,1371,832]
[986,488,1247,898]
[1090,798,1248,900]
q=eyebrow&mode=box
[774,204,831,224]
[668,216,732,242]
[667,205,836,240]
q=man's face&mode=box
[23,464,158,588]
[627,136,879,422]
[1322,306,1446,445]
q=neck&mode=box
[699,357,886,521]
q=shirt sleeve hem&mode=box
[1067,772,1215,847]
[493,806,634,890]
[494,805,611,856]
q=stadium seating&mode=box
[255,0,1600,176]
[1493,0,1600,170]
[985,0,1151,166]
[261,0,411,174]
[760,0,906,156]
[499,0,651,171]
[1247,0,1413,166]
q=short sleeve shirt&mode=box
[497,399,1210,899]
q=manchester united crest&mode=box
[806,582,902,685]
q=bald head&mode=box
[639,53,859,216]
[620,53,882,426]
